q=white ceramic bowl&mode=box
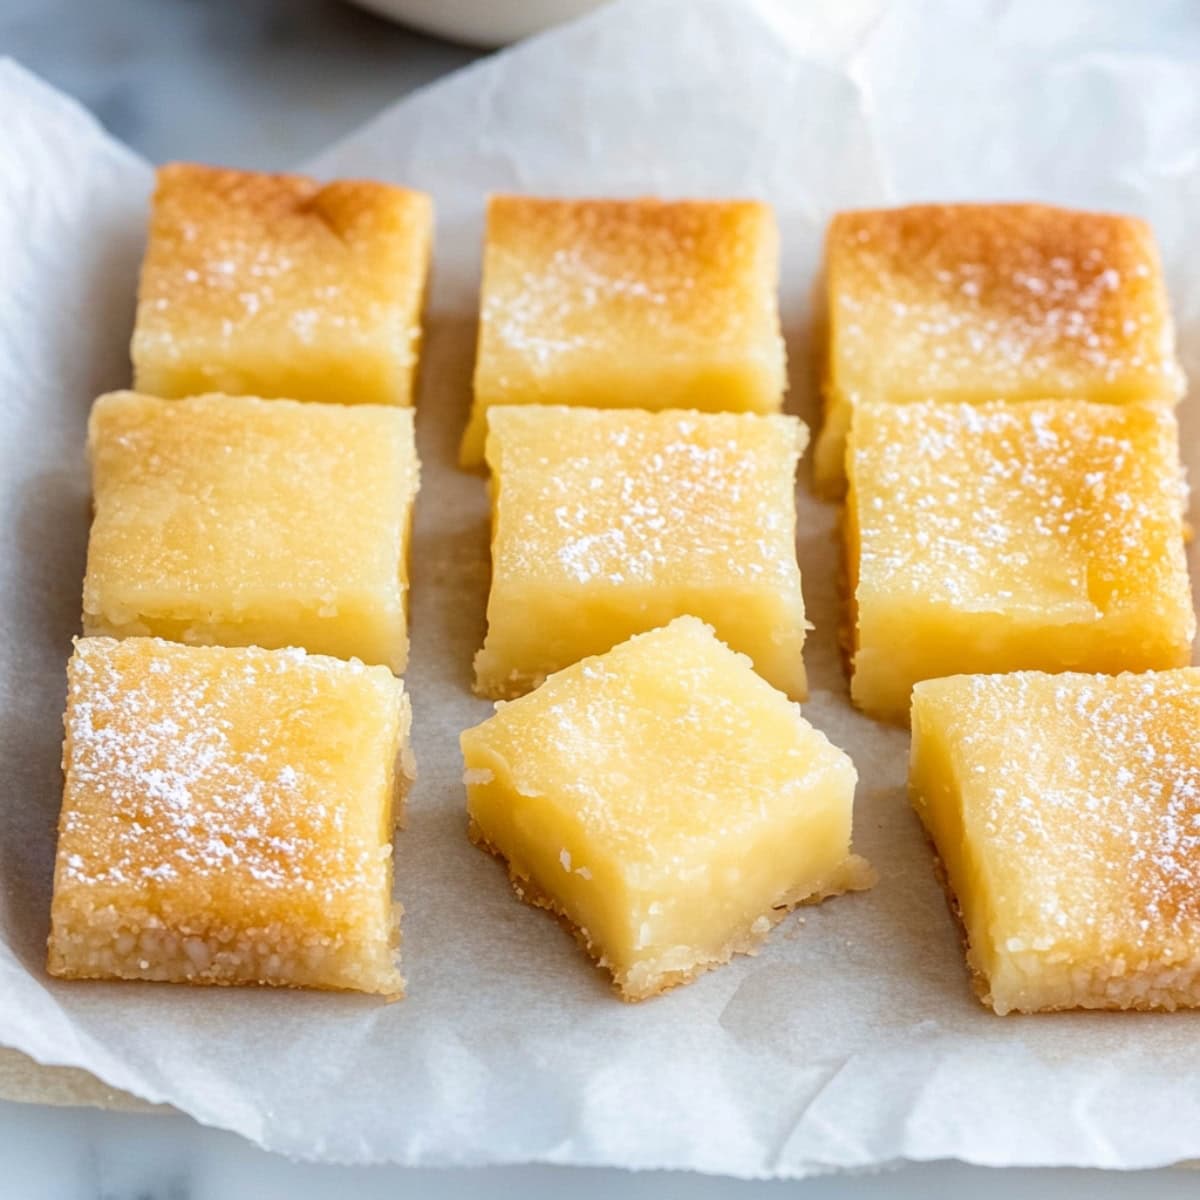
[348,0,610,47]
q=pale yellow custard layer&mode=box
[463,618,872,1001]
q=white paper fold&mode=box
[4,0,1200,1175]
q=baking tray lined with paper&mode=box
[4,0,1200,1177]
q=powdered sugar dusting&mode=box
[494,408,805,588]
[830,203,1183,402]
[489,247,675,367]
[853,398,1190,617]
[59,638,398,901]
[925,670,1200,951]
[477,196,782,391]
[131,164,430,404]
[475,408,810,697]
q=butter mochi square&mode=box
[847,399,1192,724]
[132,162,432,407]
[463,617,872,1001]
[816,203,1181,489]
[475,406,809,699]
[49,637,409,995]
[912,669,1200,1014]
[462,195,786,465]
[83,391,419,672]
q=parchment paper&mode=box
[5,0,1200,1175]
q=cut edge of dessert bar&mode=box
[467,816,874,1002]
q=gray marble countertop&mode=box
[5,0,479,169]
[0,1,1192,1195]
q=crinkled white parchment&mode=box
[4,0,1200,1175]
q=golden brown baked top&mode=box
[480,194,781,358]
[828,202,1182,402]
[132,162,432,394]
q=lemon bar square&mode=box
[460,195,787,465]
[847,399,1193,724]
[911,669,1200,1014]
[815,203,1181,490]
[132,163,433,407]
[83,391,419,672]
[474,406,809,699]
[49,637,410,994]
[463,617,872,1001]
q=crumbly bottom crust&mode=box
[469,819,875,1002]
[49,774,411,1001]
[47,903,405,1000]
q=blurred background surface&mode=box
[2,0,481,167]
